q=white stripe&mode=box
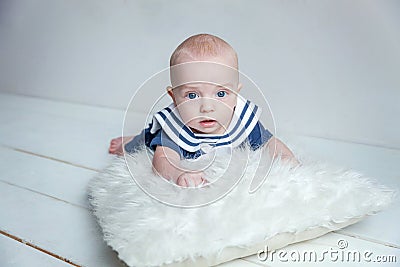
[229,103,261,147]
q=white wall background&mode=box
[0,0,399,149]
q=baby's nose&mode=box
[200,98,215,113]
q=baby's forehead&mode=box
[177,82,235,91]
[170,61,239,89]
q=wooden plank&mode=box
[0,146,95,208]
[243,231,400,266]
[285,134,400,179]
[0,234,72,267]
[0,93,142,170]
[0,182,127,267]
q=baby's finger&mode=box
[201,178,209,185]
[187,177,198,187]
[177,176,188,187]
[192,176,204,187]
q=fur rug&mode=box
[88,146,394,267]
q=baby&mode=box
[109,34,299,187]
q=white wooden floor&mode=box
[1,92,399,267]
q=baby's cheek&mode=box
[217,101,234,114]
[215,101,235,124]
[220,108,234,122]
[177,105,199,124]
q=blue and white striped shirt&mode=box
[125,97,273,159]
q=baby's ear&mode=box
[236,83,243,93]
[166,86,176,103]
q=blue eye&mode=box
[187,92,198,99]
[217,91,227,97]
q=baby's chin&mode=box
[189,124,226,135]
[192,129,217,134]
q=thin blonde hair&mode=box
[170,34,238,69]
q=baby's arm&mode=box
[152,146,207,187]
[265,137,300,165]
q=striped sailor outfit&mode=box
[125,97,273,159]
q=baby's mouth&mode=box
[199,119,217,128]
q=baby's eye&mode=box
[187,92,198,99]
[217,91,227,98]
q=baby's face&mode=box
[171,82,239,134]
[168,55,241,134]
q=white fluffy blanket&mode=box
[88,146,394,267]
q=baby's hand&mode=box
[176,171,208,187]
